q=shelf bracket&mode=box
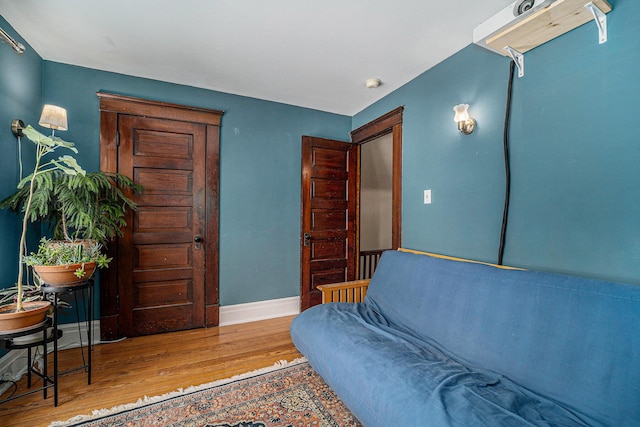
[504,46,525,78]
[584,2,607,44]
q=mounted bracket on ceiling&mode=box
[584,2,607,44]
[504,46,525,78]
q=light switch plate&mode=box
[424,189,432,204]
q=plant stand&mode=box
[42,278,93,406]
[0,318,58,405]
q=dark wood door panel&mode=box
[311,180,347,200]
[134,279,192,308]
[310,272,347,287]
[132,129,194,160]
[134,169,194,195]
[310,265,348,286]
[118,114,205,336]
[311,210,347,231]
[311,240,346,259]
[312,147,347,169]
[133,207,193,244]
[306,254,349,294]
[132,268,192,283]
[135,243,193,269]
[132,304,195,336]
[135,207,193,233]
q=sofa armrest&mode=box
[316,279,371,304]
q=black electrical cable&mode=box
[498,60,516,265]
[0,379,18,399]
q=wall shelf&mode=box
[486,0,611,56]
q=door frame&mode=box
[351,106,404,250]
[97,92,223,340]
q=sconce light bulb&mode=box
[453,104,470,122]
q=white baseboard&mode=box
[219,296,300,326]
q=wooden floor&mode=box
[0,315,301,427]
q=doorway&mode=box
[300,107,403,309]
[359,133,393,279]
[351,106,403,250]
[98,93,223,340]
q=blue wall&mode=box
[3,0,639,320]
[0,17,42,356]
[41,62,351,307]
[0,17,42,291]
[354,0,640,284]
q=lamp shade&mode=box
[39,104,68,131]
[453,104,470,123]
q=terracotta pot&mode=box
[33,261,97,286]
[0,301,51,332]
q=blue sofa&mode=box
[290,250,640,426]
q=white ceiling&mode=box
[0,0,513,116]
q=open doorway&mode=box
[351,106,403,280]
[359,133,393,279]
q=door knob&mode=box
[194,236,202,243]
[303,233,311,246]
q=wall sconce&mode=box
[11,119,25,137]
[39,104,68,136]
[453,104,476,135]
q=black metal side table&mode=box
[42,278,94,406]
[0,318,57,405]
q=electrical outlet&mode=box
[424,189,432,204]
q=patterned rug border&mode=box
[49,357,308,427]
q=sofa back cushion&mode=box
[365,250,640,425]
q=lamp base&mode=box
[11,119,24,137]
[458,118,476,135]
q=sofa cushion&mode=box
[292,302,598,426]
[364,250,640,426]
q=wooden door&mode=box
[300,136,358,310]
[117,115,206,336]
[99,93,222,340]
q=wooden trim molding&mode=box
[351,106,404,250]
[97,92,223,126]
[391,122,402,250]
[350,106,404,144]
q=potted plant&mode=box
[1,136,141,291]
[23,237,112,286]
[1,170,141,246]
[0,125,84,331]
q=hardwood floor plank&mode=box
[0,315,301,427]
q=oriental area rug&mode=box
[49,358,362,427]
